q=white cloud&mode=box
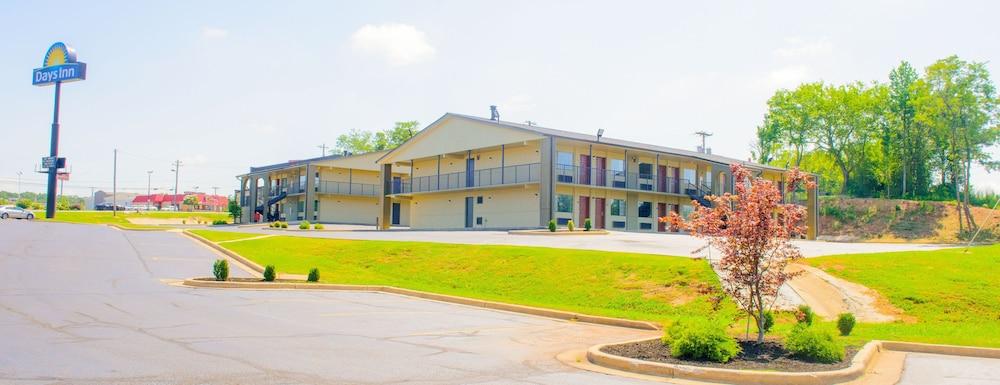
[767,65,811,89]
[773,37,833,59]
[350,23,435,66]
[202,27,229,39]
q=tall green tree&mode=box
[887,61,926,197]
[335,121,421,154]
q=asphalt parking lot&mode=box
[0,220,994,384]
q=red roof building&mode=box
[132,192,228,211]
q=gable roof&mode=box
[377,112,786,172]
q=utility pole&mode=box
[212,186,219,196]
[171,160,182,210]
[89,187,96,210]
[694,131,713,153]
[146,170,153,211]
[112,148,117,217]
[16,171,22,198]
[317,143,328,157]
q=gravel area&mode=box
[601,338,859,372]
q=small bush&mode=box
[664,319,740,363]
[299,220,310,230]
[796,305,815,326]
[280,222,288,229]
[314,223,324,230]
[212,259,229,281]
[548,219,557,232]
[761,311,775,334]
[837,313,856,336]
[182,220,187,225]
[269,222,276,228]
[786,325,844,363]
[212,219,227,225]
[263,265,276,282]
[307,267,320,282]
[566,219,575,232]
[584,218,592,231]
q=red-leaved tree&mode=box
[663,164,815,342]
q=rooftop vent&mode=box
[490,105,500,121]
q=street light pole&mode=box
[146,170,153,211]
[171,160,182,210]
[16,171,22,198]
[112,148,117,217]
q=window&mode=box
[557,152,573,166]
[680,204,694,219]
[612,221,626,229]
[682,168,696,184]
[476,196,483,204]
[638,201,652,218]
[610,159,626,188]
[640,223,652,230]
[558,218,571,225]
[476,217,483,225]
[610,199,625,216]
[556,194,573,213]
[298,175,306,192]
[638,163,653,178]
[315,172,320,192]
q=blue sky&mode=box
[1,0,998,196]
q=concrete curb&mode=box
[182,278,660,331]
[180,229,659,331]
[587,337,883,385]
[107,224,169,231]
[586,338,1000,384]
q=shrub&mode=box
[314,223,324,230]
[584,218,592,231]
[786,325,844,363]
[269,222,276,228]
[263,265,276,282]
[566,219,575,232]
[548,219,557,232]
[212,219,227,225]
[307,267,320,282]
[761,311,775,334]
[182,220,187,225]
[299,220,310,230]
[837,313,856,336]
[280,222,288,229]
[796,305,815,326]
[212,259,229,281]
[664,319,740,363]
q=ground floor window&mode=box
[556,194,573,213]
[610,199,625,216]
[638,201,652,218]
[680,204,694,219]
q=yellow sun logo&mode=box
[43,43,76,67]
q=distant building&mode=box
[92,190,139,209]
[132,192,228,212]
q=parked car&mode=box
[0,206,34,220]
[95,203,126,211]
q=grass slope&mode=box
[806,244,1000,347]
[40,211,230,229]
[192,230,730,323]
[190,230,264,243]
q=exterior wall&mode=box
[409,186,540,229]
[318,195,381,225]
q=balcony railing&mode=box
[317,181,379,197]
[555,163,692,194]
[394,163,541,194]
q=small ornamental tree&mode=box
[228,198,242,223]
[663,164,814,343]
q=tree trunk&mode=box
[953,169,964,234]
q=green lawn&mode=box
[805,244,1000,348]
[40,211,231,229]
[189,230,732,323]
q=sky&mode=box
[1,0,998,198]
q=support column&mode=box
[304,164,317,222]
[806,182,818,240]
[261,174,271,221]
[539,137,554,226]
[248,175,259,223]
[379,163,393,230]
[240,176,250,223]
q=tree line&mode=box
[754,56,999,233]
[333,121,421,155]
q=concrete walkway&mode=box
[218,224,949,258]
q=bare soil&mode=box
[819,197,999,243]
[602,338,859,372]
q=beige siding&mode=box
[381,116,544,164]
[318,196,380,225]
[409,186,540,229]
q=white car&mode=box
[0,206,35,220]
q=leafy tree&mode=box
[888,61,927,197]
[15,198,33,209]
[666,164,814,343]
[335,121,420,154]
[228,197,242,223]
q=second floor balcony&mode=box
[554,163,724,196]
[393,162,541,194]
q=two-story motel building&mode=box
[238,112,818,239]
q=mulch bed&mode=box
[601,338,859,372]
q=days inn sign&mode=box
[33,42,87,86]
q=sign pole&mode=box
[45,81,62,219]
